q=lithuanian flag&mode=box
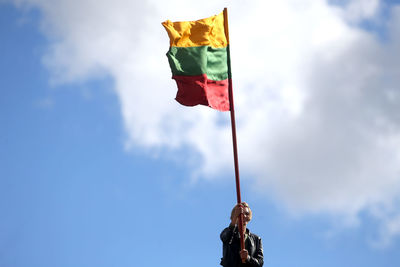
[162,11,230,111]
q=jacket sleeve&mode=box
[247,236,263,267]
[220,225,235,243]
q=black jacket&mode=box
[220,225,264,267]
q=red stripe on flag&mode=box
[173,74,230,111]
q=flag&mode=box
[162,11,230,111]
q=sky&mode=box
[1,0,400,266]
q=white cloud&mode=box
[343,0,380,22]
[10,0,400,245]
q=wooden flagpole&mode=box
[223,7,246,262]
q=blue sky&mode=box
[1,0,400,267]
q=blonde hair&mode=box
[230,202,252,220]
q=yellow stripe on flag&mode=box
[162,11,228,48]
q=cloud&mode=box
[342,0,380,22]
[9,0,400,245]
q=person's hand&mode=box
[239,249,249,262]
[230,204,244,226]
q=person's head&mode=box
[231,202,252,225]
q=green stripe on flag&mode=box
[166,46,230,81]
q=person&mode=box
[220,202,264,267]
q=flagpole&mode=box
[223,7,246,262]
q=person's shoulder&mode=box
[249,232,262,240]
[220,225,235,235]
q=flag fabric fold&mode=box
[162,11,230,111]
